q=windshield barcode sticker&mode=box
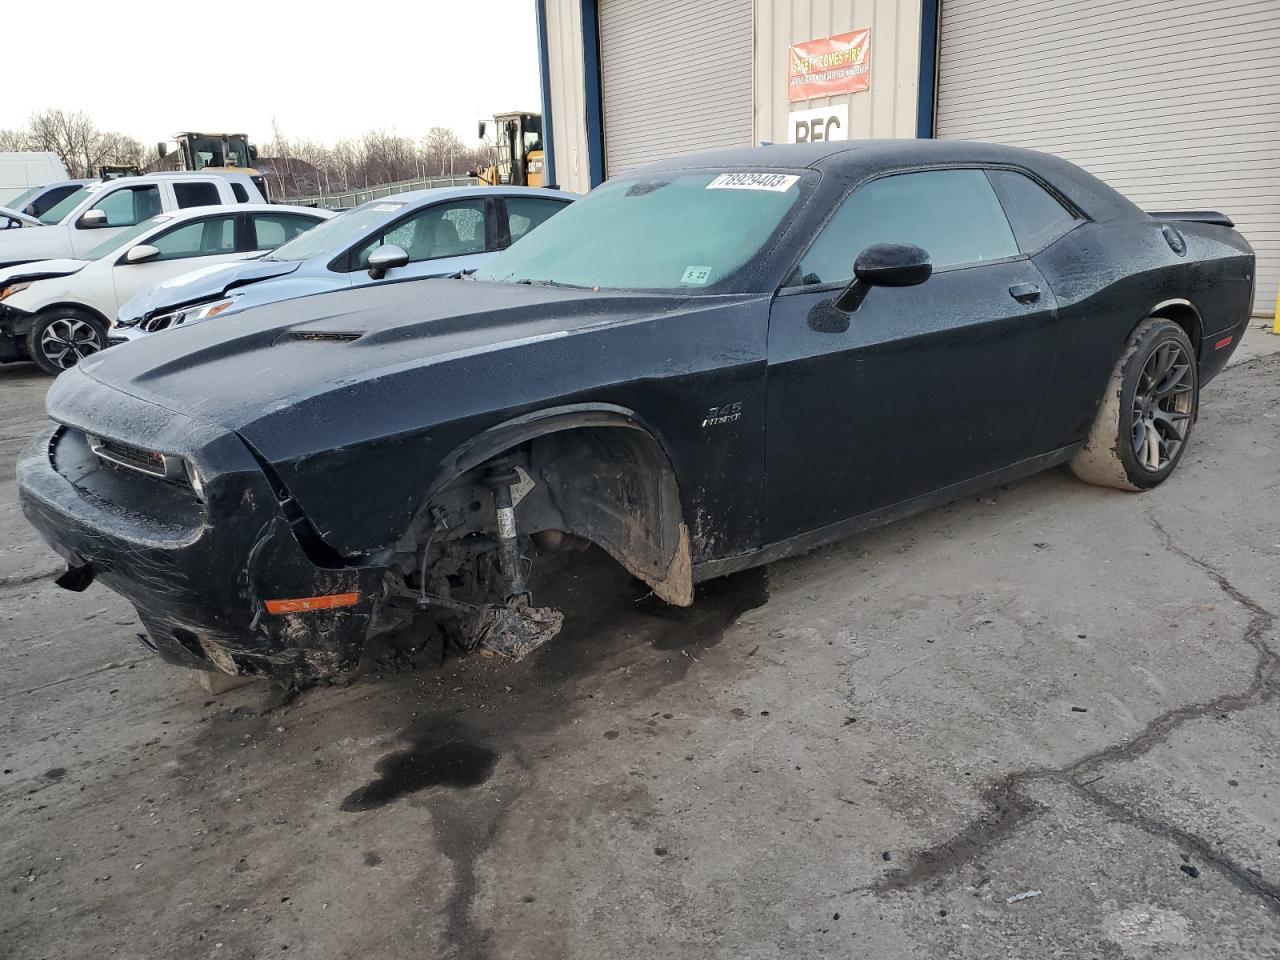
[370,203,403,212]
[706,173,799,192]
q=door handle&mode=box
[1009,282,1041,304]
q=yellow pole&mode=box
[1274,286,1280,334]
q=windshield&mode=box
[263,200,404,262]
[5,185,41,213]
[475,170,811,292]
[40,185,100,224]
[83,216,170,261]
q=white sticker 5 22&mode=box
[706,173,799,192]
[680,265,712,285]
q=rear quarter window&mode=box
[987,170,1081,253]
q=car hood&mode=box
[0,257,87,286]
[67,278,726,456]
[0,206,42,227]
[119,258,302,321]
[0,222,70,264]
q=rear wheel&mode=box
[1070,317,1198,491]
[27,307,107,375]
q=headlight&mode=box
[135,297,235,334]
[0,281,32,300]
[188,299,235,322]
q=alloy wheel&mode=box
[39,317,103,370]
[1131,340,1194,472]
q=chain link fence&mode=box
[283,174,479,210]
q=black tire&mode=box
[1070,317,1199,491]
[26,307,107,376]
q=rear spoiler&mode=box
[1147,210,1235,227]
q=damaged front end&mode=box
[19,368,694,684]
[18,423,385,684]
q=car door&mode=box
[763,168,1060,543]
[109,214,249,315]
[69,183,165,258]
[348,197,494,284]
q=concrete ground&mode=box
[2,327,1279,960]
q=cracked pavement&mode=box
[3,346,1279,959]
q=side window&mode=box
[173,181,222,208]
[251,213,321,250]
[91,185,162,227]
[147,215,237,261]
[231,183,251,203]
[32,185,79,217]
[796,169,1018,286]
[505,197,567,244]
[353,199,487,269]
[987,170,1081,253]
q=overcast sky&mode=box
[1,0,543,147]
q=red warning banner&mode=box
[788,28,872,102]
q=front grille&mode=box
[87,435,182,480]
[141,311,183,333]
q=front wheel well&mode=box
[396,422,693,609]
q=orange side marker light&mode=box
[265,592,360,615]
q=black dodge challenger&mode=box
[18,140,1255,682]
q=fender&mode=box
[424,401,680,498]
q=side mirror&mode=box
[834,242,932,312]
[124,244,160,264]
[78,209,109,229]
[157,141,169,158]
[367,243,409,280]
[478,120,487,140]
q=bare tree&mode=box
[0,128,31,151]
[98,132,148,170]
[423,126,464,175]
[5,108,480,195]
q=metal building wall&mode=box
[936,0,1280,317]
[599,0,754,177]
[540,0,926,192]
[755,0,924,145]
[542,0,591,193]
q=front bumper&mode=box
[17,424,386,683]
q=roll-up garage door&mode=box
[935,0,1280,316]
[598,0,754,177]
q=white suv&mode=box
[0,172,266,268]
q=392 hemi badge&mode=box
[702,402,742,427]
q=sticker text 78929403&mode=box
[706,173,800,192]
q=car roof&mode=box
[134,203,332,223]
[361,185,578,207]
[638,139,1139,219]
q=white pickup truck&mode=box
[0,172,266,268]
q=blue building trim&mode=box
[579,0,606,186]
[916,0,940,138]
[534,0,557,186]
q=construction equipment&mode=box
[156,132,270,198]
[474,112,546,188]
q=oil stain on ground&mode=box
[340,739,498,812]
